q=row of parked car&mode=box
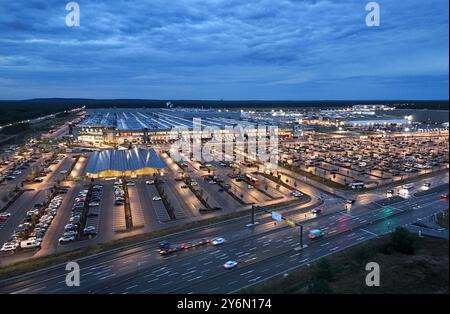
[114,181,125,206]
[1,192,65,253]
[60,184,101,244]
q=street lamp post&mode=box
[299,224,303,248]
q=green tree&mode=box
[390,227,416,254]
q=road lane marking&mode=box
[360,228,378,236]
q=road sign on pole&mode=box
[271,211,282,222]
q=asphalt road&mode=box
[0,184,447,294]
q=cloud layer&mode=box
[0,0,448,100]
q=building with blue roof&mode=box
[85,147,167,178]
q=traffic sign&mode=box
[271,211,282,222]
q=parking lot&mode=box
[280,132,449,188]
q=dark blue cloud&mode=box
[0,0,448,100]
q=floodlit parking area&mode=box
[142,182,171,223]
[112,181,127,232]
[280,132,449,188]
[0,189,67,255]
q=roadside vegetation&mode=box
[242,228,449,294]
[436,209,449,229]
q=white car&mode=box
[223,260,238,269]
[88,201,100,207]
[0,244,17,253]
[59,170,68,174]
[247,184,254,189]
[152,196,162,201]
[64,231,78,237]
[59,235,75,244]
[212,238,225,246]
[145,180,155,185]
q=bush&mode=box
[315,258,335,282]
[308,278,333,294]
[354,247,377,263]
[390,227,416,255]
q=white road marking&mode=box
[360,228,378,236]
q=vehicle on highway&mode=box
[212,238,225,246]
[423,183,431,190]
[126,181,136,186]
[386,190,394,198]
[308,229,323,239]
[59,170,68,174]
[441,193,449,199]
[0,212,11,222]
[59,235,75,244]
[311,208,322,215]
[145,180,155,185]
[152,196,162,201]
[223,261,238,269]
[291,191,303,197]
[160,247,177,255]
[88,201,100,207]
[402,183,415,190]
[350,182,365,189]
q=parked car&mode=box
[83,226,97,236]
[59,235,75,244]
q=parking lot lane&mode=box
[96,183,114,242]
[37,185,82,256]
[128,185,145,228]
[0,190,44,246]
[142,183,172,223]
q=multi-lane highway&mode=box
[0,182,447,294]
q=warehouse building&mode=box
[85,147,166,178]
[74,108,293,144]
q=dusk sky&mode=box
[0,0,448,100]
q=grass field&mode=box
[242,234,449,294]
